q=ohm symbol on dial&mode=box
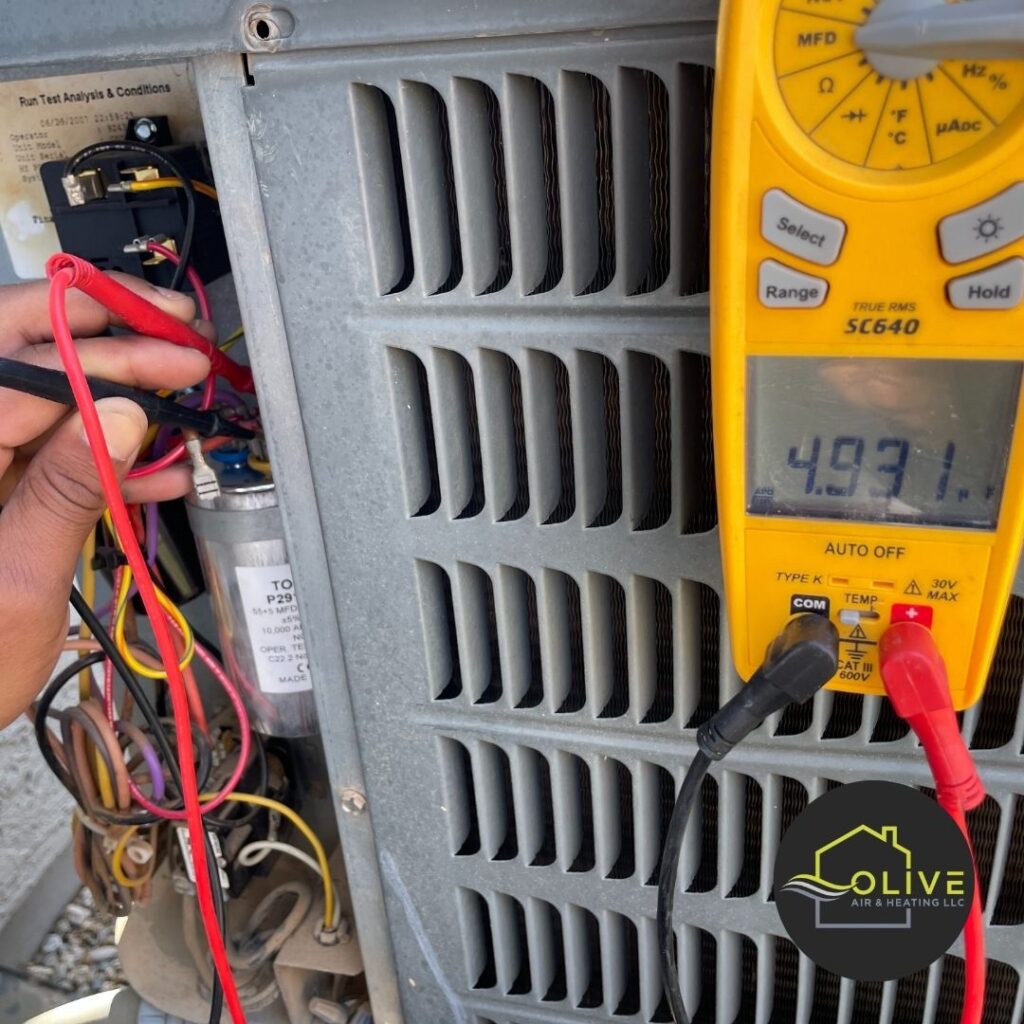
[819,76,835,94]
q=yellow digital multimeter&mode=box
[713,0,1024,708]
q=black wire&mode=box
[657,751,712,1024]
[64,140,197,292]
[69,586,224,1024]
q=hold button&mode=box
[948,258,1024,310]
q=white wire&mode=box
[237,840,342,929]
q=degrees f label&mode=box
[235,563,312,695]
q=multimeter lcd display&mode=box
[747,357,1023,530]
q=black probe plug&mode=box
[698,612,840,760]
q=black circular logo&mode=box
[774,781,973,981]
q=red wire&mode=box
[146,241,212,322]
[47,264,246,1024]
[950,803,985,1024]
[127,374,216,480]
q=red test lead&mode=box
[880,621,986,1024]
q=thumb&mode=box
[0,397,147,597]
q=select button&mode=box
[761,188,846,266]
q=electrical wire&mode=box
[49,259,243,1024]
[657,752,711,1024]
[68,595,229,1024]
[203,793,335,932]
[124,176,218,202]
[78,531,97,700]
[220,326,245,353]
[145,240,212,321]
[237,840,342,930]
[64,141,197,291]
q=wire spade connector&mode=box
[879,622,985,815]
[698,613,840,760]
[659,613,839,1024]
[185,434,221,501]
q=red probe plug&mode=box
[879,621,985,815]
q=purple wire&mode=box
[151,388,245,460]
[115,722,166,803]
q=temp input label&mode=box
[235,563,313,695]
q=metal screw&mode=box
[243,4,295,50]
[132,117,159,143]
[339,788,367,815]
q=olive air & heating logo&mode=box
[774,781,973,980]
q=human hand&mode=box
[0,272,212,726]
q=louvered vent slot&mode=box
[450,79,513,295]
[455,563,501,704]
[851,979,885,1020]
[727,774,763,898]
[640,579,675,723]
[774,694,815,737]
[588,572,629,718]
[822,691,864,739]
[618,68,671,295]
[387,349,441,516]
[497,566,543,708]
[993,795,1024,924]
[438,737,480,855]
[967,796,1001,906]
[567,905,604,1008]
[681,352,717,533]
[811,964,841,1020]
[398,80,462,294]
[768,777,808,902]
[686,584,721,728]
[524,351,575,525]
[492,893,531,995]
[981,958,1020,1023]
[512,746,555,867]
[640,762,676,887]
[416,560,461,699]
[553,751,595,872]
[971,594,1024,750]
[593,757,634,880]
[429,351,485,518]
[559,71,616,296]
[870,697,912,742]
[609,913,641,1016]
[768,936,800,1024]
[530,897,568,1001]
[474,740,518,861]
[350,85,414,294]
[458,888,497,989]
[578,351,623,528]
[542,569,586,713]
[686,774,718,893]
[627,351,672,531]
[676,64,714,297]
[478,351,530,521]
[504,75,563,295]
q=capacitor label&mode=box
[235,563,313,694]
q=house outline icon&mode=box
[813,824,913,930]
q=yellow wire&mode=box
[111,826,156,889]
[201,792,335,929]
[126,177,219,202]
[112,566,195,678]
[247,454,271,476]
[219,326,245,353]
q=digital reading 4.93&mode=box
[747,358,1023,530]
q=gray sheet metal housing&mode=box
[4,4,1024,1022]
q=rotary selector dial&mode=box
[774,0,1024,170]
